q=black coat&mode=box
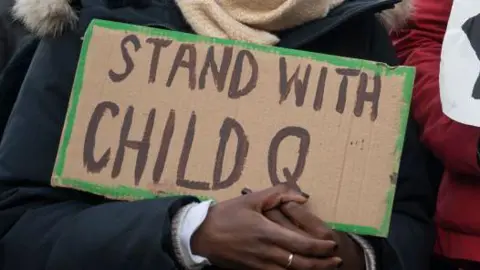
[0,0,30,137]
[0,0,28,71]
[0,0,436,269]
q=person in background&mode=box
[392,0,480,269]
[0,0,435,269]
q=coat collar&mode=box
[12,0,411,48]
[277,0,406,48]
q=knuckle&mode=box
[264,210,276,220]
[321,230,335,241]
[281,201,296,212]
[255,225,271,242]
[275,183,290,192]
[303,241,318,254]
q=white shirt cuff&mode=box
[172,200,214,270]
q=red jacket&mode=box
[392,0,480,262]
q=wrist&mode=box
[172,201,214,270]
[190,203,216,260]
[335,232,366,270]
[190,218,209,259]
[347,233,376,270]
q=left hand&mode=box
[265,202,366,270]
[241,188,366,270]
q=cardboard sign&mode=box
[440,0,480,127]
[52,19,414,237]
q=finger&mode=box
[264,246,342,270]
[262,222,337,257]
[250,184,308,212]
[287,254,342,270]
[243,256,285,270]
[264,209,309,237]
[261,246,297,269]
[280,202,334,240]
[263,265,285,270]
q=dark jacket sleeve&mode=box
[0,182,196,269]
[0,29,197,269]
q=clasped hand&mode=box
[191,185,359,270]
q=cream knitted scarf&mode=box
[175,0,345,45]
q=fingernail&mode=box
[334,257,343,268]
[300,191,310,198]
[325,240,337,249]
[241,188,253,195]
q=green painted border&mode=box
[52,19,415,237]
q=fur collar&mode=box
[378,0,413,31]
[12,0,413,37]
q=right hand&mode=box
[190,184,343,270]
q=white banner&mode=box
[440,0,480,127]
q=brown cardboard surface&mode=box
[52,19,415,237]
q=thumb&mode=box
[248,184,309,212]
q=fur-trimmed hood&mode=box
[12,0,413,37]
